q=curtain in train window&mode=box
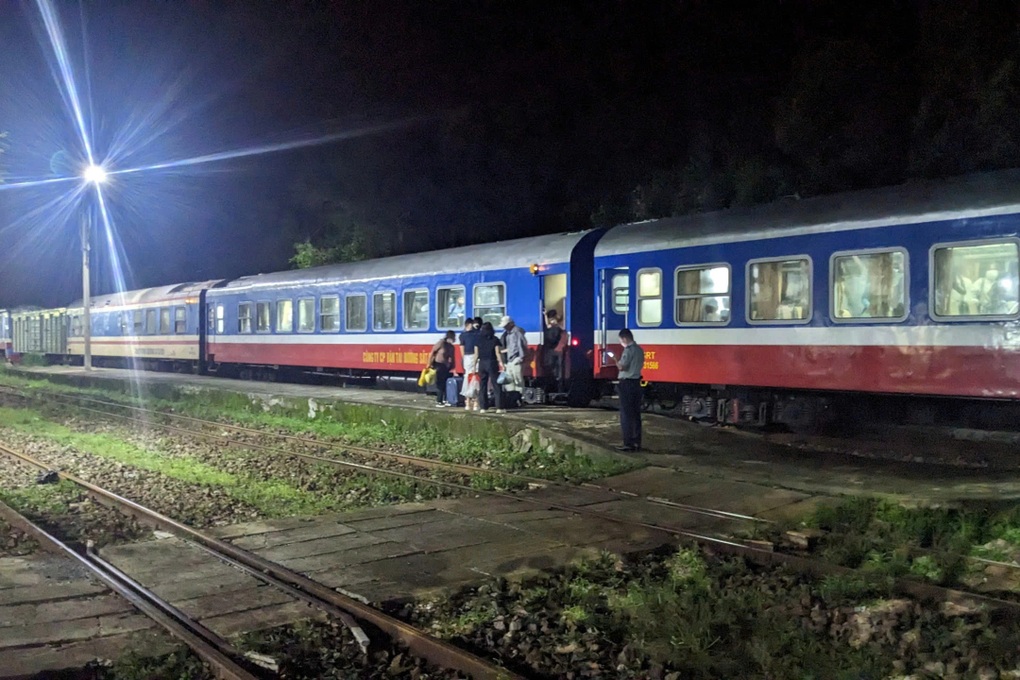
[403,290,430,330]
[238,303,253,333]
[159,308,171,334]
[145,309,157,334]
[473,284,505,327]
[675,265,730,323]
[133,310,144,334]
[297,299,315,332]
[749,258,810,321]
[256,302,271,332]
[612,274,630,314]
[437,286,466,329]
[276,299,294,333]
[833,251,905,319]
[637,269,662,325]
[346,295,367,331]
[933,241,1019,317]
[373,292,396,330]
[320,296,340,332]
[174,307,187,333]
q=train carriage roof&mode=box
[69,280,226,310]
[596,169,1020,257]
[213,231,596,293]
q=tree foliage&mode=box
[282,1,1020,268]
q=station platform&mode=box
[9,365,1020,504]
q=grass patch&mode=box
[0,406,441,518]
[0,369,639,483]
[802,496,1020,586]
[422,548,898,679]
[99,646,212,680]
[0,479,77,516]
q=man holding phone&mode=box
[607,328,644,451]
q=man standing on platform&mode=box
[611,328,644,451]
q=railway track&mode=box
[0,439,525,680]
[0,384,767,527]
[0,499,261,680]
[2,383,1019,622]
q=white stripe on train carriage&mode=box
[594,325,1020,350]
[207,331,547,346]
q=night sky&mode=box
[2,1,1019,307]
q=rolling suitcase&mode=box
[446,376,463,406]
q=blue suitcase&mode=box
[446,376,463,406]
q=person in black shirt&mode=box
[542,309,567,392]
[459,317,481,411]
[472,321,505,413]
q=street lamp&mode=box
[81,163,107,370]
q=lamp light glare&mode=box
[82,164,107,185]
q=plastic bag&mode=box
[462,373,479,398]
[497,371,510,385]
[417,367,436,387]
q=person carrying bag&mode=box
[429,331,456,407]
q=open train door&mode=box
[597,266,629,379]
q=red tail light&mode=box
[571,338,579,346]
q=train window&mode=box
[276,299,294,333]
[437,286,466,329]
[473,283,505,327]
[831,249,907,322]
[256,302,271,333]
[133,310,143,335]
[174,307,187,333]
[403,289,430,331]
[932,240,1019,318]
[612,274,629,314]
[373,291,396,331]
[748,257,811,323]
[71,314,82,336]
[238,302,253,334]
[298,298,315,332]
[320,296,340,332]
[120,313,129,335]
[215,304,225,334]
[675,265,730,324]
[636,269,662,326]
[159,308,171,334]
[145,309,157,335]
[346,294,367,332]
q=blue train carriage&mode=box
[0,309,10,358]
[204,231,603,404]
[67,281,221,370]
[593,170,1020,428]
[11,307,68,360]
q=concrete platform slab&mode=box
[0,629,173,679]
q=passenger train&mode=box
[9,170,1020,428]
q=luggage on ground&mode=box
[446,376,463,406]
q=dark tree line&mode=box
[277,1,1020,267]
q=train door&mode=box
[597,267,629,373]
[542,273,567,322]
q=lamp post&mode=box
[81,163,107,370]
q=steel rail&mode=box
[5,385,1018,618]
[0,385,767,526]
[0,500,259,680]
[0,441,525,680]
